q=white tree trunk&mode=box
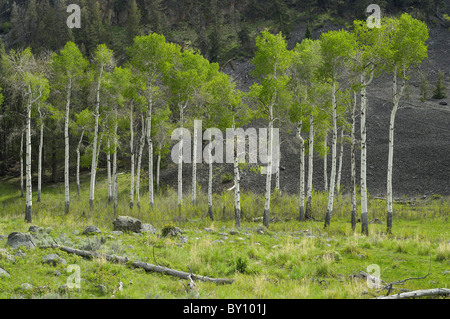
[231,121,240,226]
[305,115,314,219]
[25,98,32,223]
[360,74,369,236]
[156,145,161,193]
[208,158,214,220]
[129,103,135,209]
[178,105,184,210]
[387,65,405,234]
[107,138,112,203]
[336,128,344,191]
[64,77,72,214]
[192,120,201,205]
[89,66,103,210]
[350,93,357,231]
[298,121,305,221]
[263,105,274,228]
[76,130,84,197]
[112,111,118,214]
[324,81,338,228]
[147,96,154,208]
[37,110,43,203]
[136,115,146,208]
[20,129,24,198]
[323,132,328,192]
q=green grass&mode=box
[0,172,448,299]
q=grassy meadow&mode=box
[0,171,449,299]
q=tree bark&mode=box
[107,138,112,203]
[25,96,32,223]
[20,129,24,198]
[298,121,305,221]
[233,122,241,227]
[263,107,274,228]
[156,145,161,194]
[64,76,72,214]
[178,104,185,210]
[387,65,406,234]
[305,115,314,219]
[89,65,103,211]
[129,102,135,209]
[360,74,369,236]
[376,288,450,299]
[136,115,146,208]
[76,130,84,196]
[350,93,357,231]
[112,115,118,215]
[147,95,154,208]
[37,109,44,203]
[324,81,337,229]
[336,128,344,192]
[323,132,328,192]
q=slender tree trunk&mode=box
[232,121,240,227]
[324,81,338,229]
[361,75,369,235]
[76,130,84,196]
[192,120,201,205]
[208,155,214,221]
[89,66,103,211]
[156,145,161,194]
[25,98,32,223]
[64,77,72,214]
[112,110,118,215]
[130,103,135,209]
[136,115,145,208]
[147,96,154,208]
[20,129,24,198]
[387,65,404,234]
[263,106,274,228]
[360,74,369,236]
[275,144,281,193]
[37,110,44,203]
[351,93,357,231]
[178,104,184,210]
[298,121,305,221]
[305,115,314,219]
[336,128,344,191]
[323,132,328,192]
[107,138,112,203]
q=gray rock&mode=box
[211,239,224,244]
[45,227,53,234]
[203,228,214,233]
[0,267,10,277]
[229,230,240,235]
[96,284,108,294]
[180,236,188,244]
[218,232,228,236]
[221,236,229,240]
[442,270,450,275]
[140,224,157,234]
[113,216,142,233]
[82,226,101,235]
[54,270,62,276]
[20,283,33,290]
[72,230,80,235]
[42,254,61,266]
[110,231,123,236]
[439,101,447,105]
[0,235,6,240]
[28,225,42,233]
[7,232,36,249]
[0,249,16,262]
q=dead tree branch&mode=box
[50,244,234,285]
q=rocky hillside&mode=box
[159,23,450,199]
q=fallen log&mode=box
[376,288,450,299]
[51,244,234,285]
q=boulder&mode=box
[0,267,10,277]
[42,254,63,266]
[113,216,142,233]
[6,232,36,249]
[82,226,101,235]
[0,249,16,262]
[140,223,157,234]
